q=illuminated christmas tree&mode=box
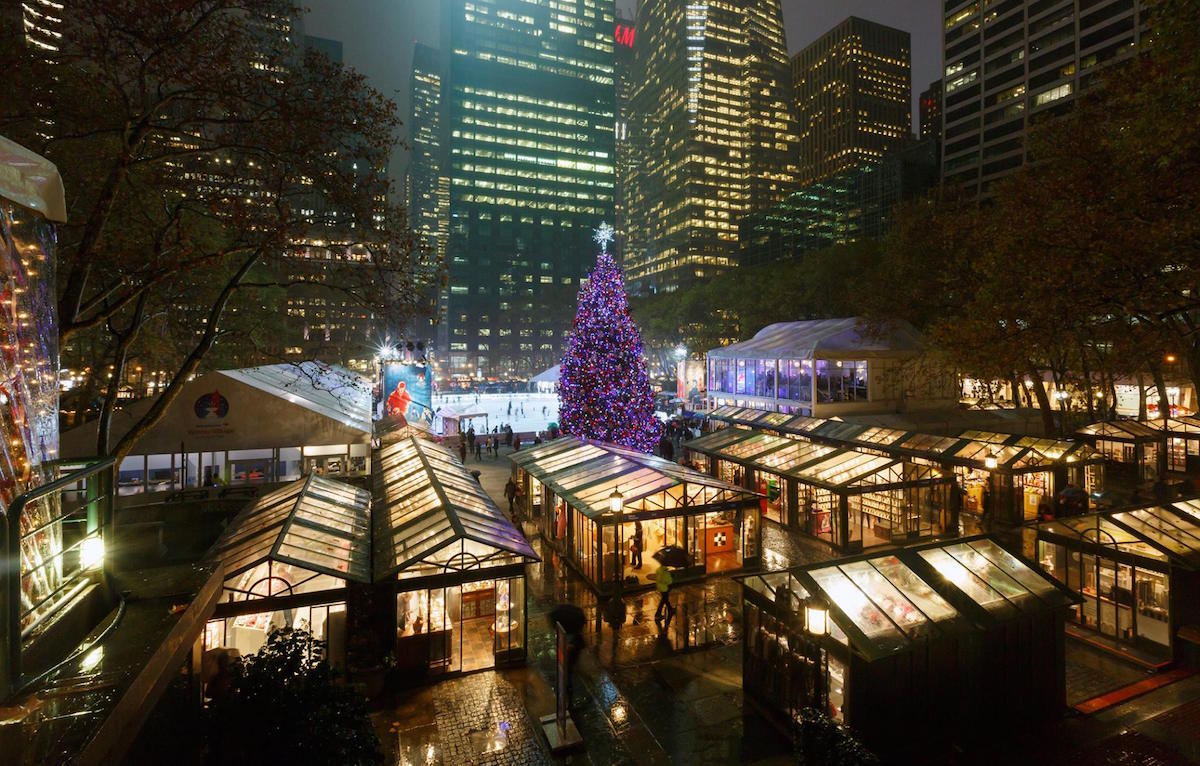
[558,223,661,452]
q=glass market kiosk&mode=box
[703,412,1107,526]
[740,537,1078,762]
[684,427,953,553]
[202,474,373,665]
[1037,501,1200,660]
[377,436,537,679]
[511,437,761,594]
[1076,420,1165,482]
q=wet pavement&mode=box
[378,446,1200,765]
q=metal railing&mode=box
[2,457,115,699]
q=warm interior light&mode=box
[805,602,829,636]
[80,536,105,571]
[984,453,998,470]
[609,488,624,515]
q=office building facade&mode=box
[408,43,446,262]
[623,0,799,295]
[613,14,636,262]
[920,79,943,141]
[941,0,1147,195]
[439,0,616,380]
[792,17,912,185]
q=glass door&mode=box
[459,581,495,672]
[493,578,525,665]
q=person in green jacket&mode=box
[654,564,676,625]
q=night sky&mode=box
[303,0,942,178]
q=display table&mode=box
[396,627,453,671]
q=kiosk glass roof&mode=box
[209,474,372,583]
[376,437,536,579]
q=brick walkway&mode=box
[382,673,552,766]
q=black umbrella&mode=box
[548,603,585,635]
[652,545,690,568]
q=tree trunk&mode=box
[1081,351,1095,422]
[1138,373,1148,421]
[1150,362,1170,424]
[1027,368,1056,436]
[96,293,149,456]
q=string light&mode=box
[558,242,661,453]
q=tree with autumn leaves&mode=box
[863,0,1200,434]
[0,0,442,459]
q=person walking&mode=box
[654,563,676,626]
[631,521,644,569]
[513,435,522,452]
[492,435,499,458]
[504,478,518,516]
[467,426,476,456]
[458,439,467,463]
[474,440,482,461]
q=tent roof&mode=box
[375,435,536,579]
[530,364,560,384]
[222,361,371,433]
[206,474,372,584]
[0,134,66,221]
[706,317,923,360]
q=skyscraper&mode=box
[624,0,799,295]
[440,0,616,380]
[792,17,912,185]
[941,0,1147,195]
[613,13,636,263]
[919,79,942,142]
[408,43,445,262]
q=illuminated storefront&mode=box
[704,409,1106,525]
[511,437,761,593]
[1165,416,1200,473]
[1037,502,1200,660]
[377,437,537,678]
[202,475,371,665]
[741,537,1077,762]
[704,318,956,417]
[1076,420,1165,482]
[686,428,952,552]
[61,361,373,494]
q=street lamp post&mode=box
[803,597,831,713]
[609,488,625,596]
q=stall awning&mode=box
[207,474,372,584]
[375,436,536,580]
[706,317,924,361]
[1076,420,1165,443]
[511,436,758,519]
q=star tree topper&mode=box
[593,221,615,254]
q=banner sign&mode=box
[381,362,434,427]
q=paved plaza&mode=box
[374,447,1200,766]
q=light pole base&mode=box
[539,712,583,754]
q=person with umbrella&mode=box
[654,562,676,626]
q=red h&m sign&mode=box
[615,24,635,48]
